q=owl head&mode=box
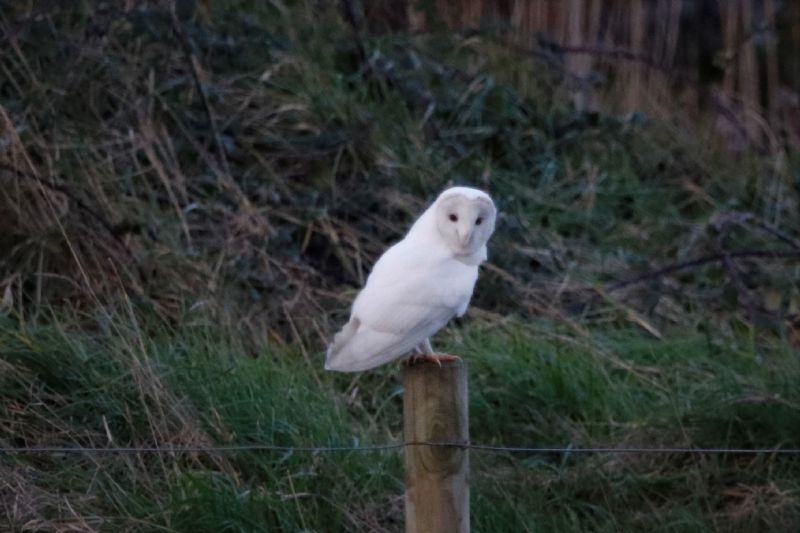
[434,187,496,258]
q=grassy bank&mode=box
[3,1,799,339]
[2,314,799,531]
[2,2,800,531]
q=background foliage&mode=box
[1,1,799,531]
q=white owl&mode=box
[325,186,497,372]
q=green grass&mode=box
[2,314,799,531]
[2,1,800,531]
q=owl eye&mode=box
[448,213,458,222]
[476,217,483,225]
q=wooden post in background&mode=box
[403,359,469,533]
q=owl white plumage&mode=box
[325,186,496,372]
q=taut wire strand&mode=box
[2,442,800,455]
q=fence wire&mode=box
[2,442,800,456]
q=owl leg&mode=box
[407,339,461,367]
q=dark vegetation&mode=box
[1,1,799,531]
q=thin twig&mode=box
[607,249,800,292]
[339,0,368,64]
[736,212,800,250]
[0,161,141,257]
[713,214,760,322]
[170,10,245,207]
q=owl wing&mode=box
[325,254,473,372]
[324,298,455,372]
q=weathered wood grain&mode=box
[403,359,469,533]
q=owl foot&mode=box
[406,353,461,367]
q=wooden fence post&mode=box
[403,359,469,533]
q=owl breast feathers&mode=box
[325,186,496,372]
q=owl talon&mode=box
[407,353,461,367]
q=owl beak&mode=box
[458,230,472,247]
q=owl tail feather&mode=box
[325,317,360,370]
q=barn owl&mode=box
[325,186,496,372]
